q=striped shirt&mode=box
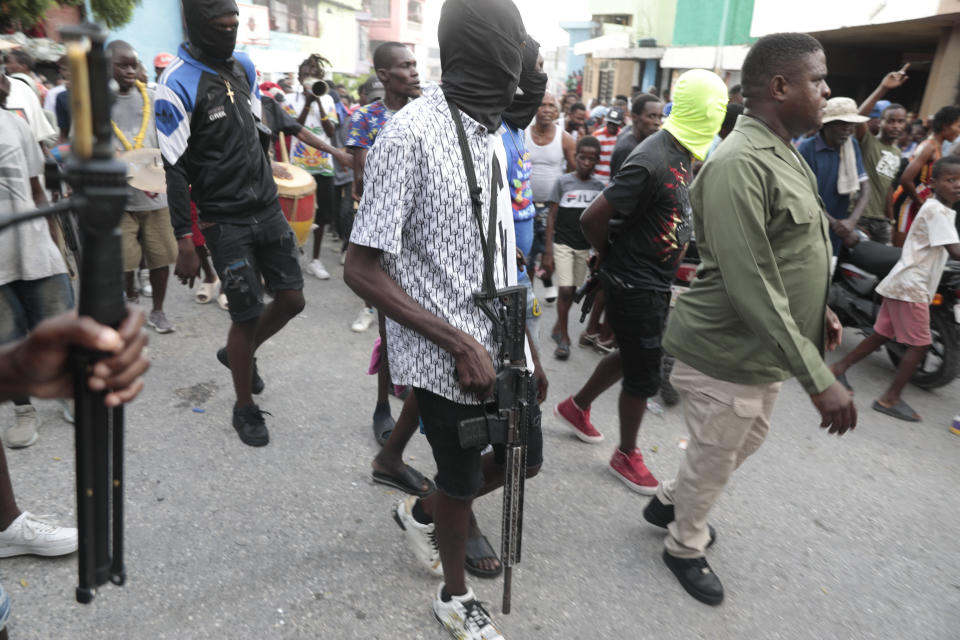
[593,130,618,184]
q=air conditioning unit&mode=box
[637,38,657,47]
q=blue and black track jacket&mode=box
[155,44,278,238]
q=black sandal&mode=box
[464,532,502,578]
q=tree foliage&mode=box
[2,0,142,30]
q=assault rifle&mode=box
[446,98,538,614]
[457,285,538,615]
[0,24,130,603]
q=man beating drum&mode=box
[257,81,351,247]
[156,0,305,447]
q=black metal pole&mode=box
[61,22,131,604]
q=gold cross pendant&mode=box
[224,79,235,104]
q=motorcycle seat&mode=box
[844,240,901,279]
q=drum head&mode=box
[274,162,316,196]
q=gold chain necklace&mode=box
[112,80,151,151]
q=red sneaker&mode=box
[554,396,604,443]
[609,448,658,494]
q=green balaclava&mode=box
[661,69,729,161]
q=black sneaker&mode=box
[232,403,270,447]
[643,496,716,547]
[217,347,265,395]
[662,550,724,605]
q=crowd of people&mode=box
[1,0,960,637]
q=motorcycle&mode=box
[829,235,960,390]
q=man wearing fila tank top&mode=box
[526,92,575,288]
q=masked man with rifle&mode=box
[344,1,547,637]
[156,0,305,447]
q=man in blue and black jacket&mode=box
[156,0,305,447]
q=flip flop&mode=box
[872,399,920,422]
[195,279,220,304]
[372,464,435,497]
[465,532,502,578]
[554,342,571,360]
[217,292,229,311]
[836,372,854,393]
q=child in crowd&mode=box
[830,156,960,421]
[541,136,603,359]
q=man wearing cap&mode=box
[592,107,624,183]
[555,70,728,495]
[153,52,174,83]
[852,67,910,244]
[798,97,870,255]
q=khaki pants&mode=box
[657,359,781,558]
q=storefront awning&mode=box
[660,44,751,70]
[573,33,631,56]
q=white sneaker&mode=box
[306,259,331,280]
[392,496,442,576]
[6,405,39,448]
[0,512,78,558]
[433,584,505,640]
[138,268,153,297]
[59,398,75,424]
[350,307,376,333]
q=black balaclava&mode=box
[502,35,546,130]
[183,0,239,62]
[439,0,526,132]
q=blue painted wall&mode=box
[109,0,184,81]
[560,22,598,76]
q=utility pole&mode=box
[713,0,732,75]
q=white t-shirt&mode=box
[4,77,57,144]
[286,89,337,177]
[0,110,68,285]
[44,84,67,113]
[876,197,959,303]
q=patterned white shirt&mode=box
[351,83,520,404]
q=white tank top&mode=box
[525,124,565,203]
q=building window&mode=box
[592,14,632,26]
[408,0,423,24]
[269,0,287,31]
[368,0,390,19]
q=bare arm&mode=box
[351,148,368,202]
[946,243,960,261]
[579,193,616,262]
[296,127,350,166]
[343,243,496,398]
[855,65,909,141]
[900,141,935,204]
[541,202,559,276]
[561,131,576,172]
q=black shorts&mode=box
[204,209,304,323]
[313,174,334,226]
[415,388,544,501]
[603,283,671,398]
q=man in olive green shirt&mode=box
[642,32,858,607]
[854,67,910,244]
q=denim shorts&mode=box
[415,388,544,501]
[203,209,304,323]
[0,273,76,344]
[603,282,671,398]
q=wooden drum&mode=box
[274,162,316,247]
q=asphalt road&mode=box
[4,236,958,639]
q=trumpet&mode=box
[302,76,328,97]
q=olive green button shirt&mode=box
[662,116,837,395]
